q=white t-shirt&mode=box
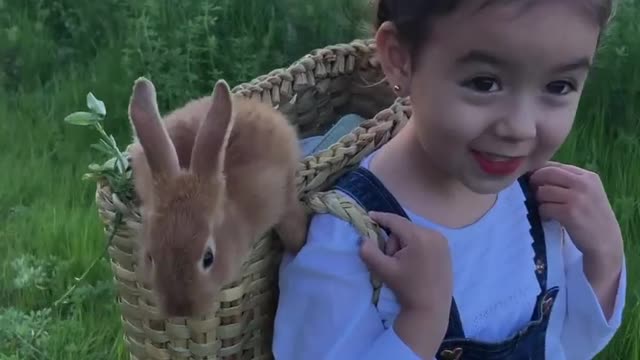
[273,151,626,360]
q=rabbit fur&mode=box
[127,77,308,317]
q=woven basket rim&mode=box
[95,37,409,204]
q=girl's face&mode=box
[378,1,602,194]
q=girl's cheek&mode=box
[538,108,576,149]
[440,106,494,141]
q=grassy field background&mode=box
[0,0,638,359]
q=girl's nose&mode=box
[494,97,538,142]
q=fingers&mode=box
[360,237,398,283]
[535,184,571,204]
[369,211,413,240]
[538,202,568,222]
[370,211,445,249]
[545,160,587,175]
[385,234,401,255]
[530,165,580,189]
[530,160,563,173]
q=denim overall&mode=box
[331,167,560,360]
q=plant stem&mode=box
[93,122,127,174]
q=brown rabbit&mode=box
[127,76,308,317]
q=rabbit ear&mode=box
[190,79,234,179]
[128,77,180,179]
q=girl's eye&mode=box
[462,76,501,93]
[546,80,576,95]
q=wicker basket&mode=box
[95,38,413,360]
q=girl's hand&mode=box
[529,161,624,265]
[360,211,453,359]
[530,161,624,318]
[359,211,453,313]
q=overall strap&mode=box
[517,173,550,320]
[333,167,410,225]
[331,167,466,338]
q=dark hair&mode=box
[375,0,615,60]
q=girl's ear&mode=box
[190,79,234,179]
[375,21,413,97]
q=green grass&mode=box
[0,0,638,359]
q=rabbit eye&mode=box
[202,248,214,269]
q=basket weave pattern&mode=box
[95,38,412,359]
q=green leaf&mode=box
[86,92,106,116]
[91,139,115,155]
[99,138,117,154]
[82,173,100,182]
[64,111,102,126]
[103,157,118,170]
[88,163,104,172]
[90,142,112,155]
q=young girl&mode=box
[273,0,627,359]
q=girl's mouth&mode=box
[470,149,525,176]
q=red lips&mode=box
[470,150,524,176]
